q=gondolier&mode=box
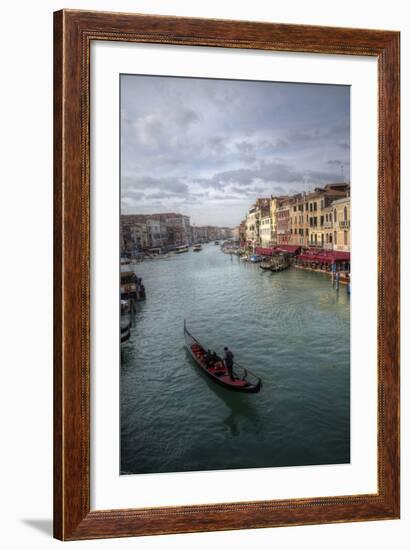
[224,347,235,381]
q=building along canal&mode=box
[120,244,350,475]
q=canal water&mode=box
[120,245,350,475]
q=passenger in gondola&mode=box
[206,351,218,369]
[204,349,212,367]
[224,347,235,381]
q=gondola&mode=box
[184,322,262,393]
[270,262,290,272]
[259,256,291,272]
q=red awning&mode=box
[254,245,302,255]
[255,247,275,256]
[299,249,350,263]
[332,251,350,261]
[274,245,301,254]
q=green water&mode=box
[120,245,350,475]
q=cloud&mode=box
[192,160,344,191]
[171,106,200,126]
[124,189,146,201]
[122,175,189,196]
[120,75,350,224]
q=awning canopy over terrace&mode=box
[298,249,350,264]
[255,245,301,256]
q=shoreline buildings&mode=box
[241,183,350,253]
[120,182,350,257]
[121,212,233,256]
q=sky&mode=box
[121,74,350,227]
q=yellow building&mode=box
[245,205,258,244]
[332,196,350,252]
[245,185,349,251]
[289,184,349,249]
[245,198,270,246]
[289,194,308,247]
[260,215,273,247]
[318,206,335,249]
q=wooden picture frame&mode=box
[54,9,400,540]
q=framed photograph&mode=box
[54,9,400,540]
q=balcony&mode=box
[323,222,333,228]
[339,220,350,229]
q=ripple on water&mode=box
[121,246,350,474]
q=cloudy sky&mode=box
[121,74,350,227]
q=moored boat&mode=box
[120,299,131,343]
[270,262,290,272]
[184,322,262,393]
[259,260,273,270]
[175,245,189,254]
[259,254,291,272]
[120,317,131,343]
[249,254,263,263]
[193,244,202,252]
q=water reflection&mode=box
[187,357,262,437]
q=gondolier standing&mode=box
[224,347,235,381]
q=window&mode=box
[334,209,337,222]
[344,206,348,221]
[334,231,337,244]
[344,231,348,245]
[314,202,317,211]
